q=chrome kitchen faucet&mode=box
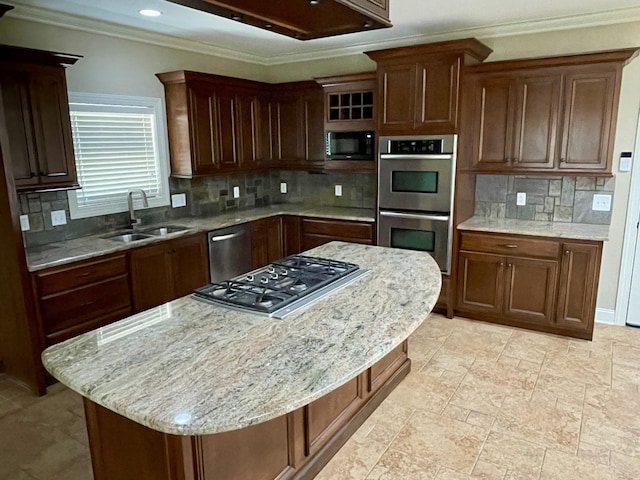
[127,189,148,229]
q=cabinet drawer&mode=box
[39,275,131,336]
[301,218,373,240]
[460,232,559,259]
[35,254,128,296]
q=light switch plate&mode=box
[51,210,67,226]
[516,192,526,206]
[171,193,187,208]
[233,186,240,198]
[335,184,342,197]
[19,214,30,231]
[592,194,612,212]
[280,182,287,194]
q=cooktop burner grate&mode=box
[192,255,367,317]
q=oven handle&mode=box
[380,154,454,160]
[379,211,450,222]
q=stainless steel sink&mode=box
[142,225,188,236]
[103,232,153,243]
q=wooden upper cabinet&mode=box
[157,71,273,178]
[463,48,638,174]
[0,45,81,192]
[365,38,493,135]
[316,72,376,130]
[559,66,617,171]
[467,72,561,171]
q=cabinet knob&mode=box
[500,262,505,267]
[565,250,570,255]
[503,244,518,248]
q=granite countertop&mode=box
[26,205,375,272]
[457,216,609,241]
[41,242,441,436]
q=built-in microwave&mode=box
[325,131,375,160]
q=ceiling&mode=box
[7,0,640,65]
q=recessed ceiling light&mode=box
[139,9,162,17]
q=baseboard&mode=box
[595,308,616,325]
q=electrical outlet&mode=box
[280,182,287,194]
[19,215,30,231]
[335,184,342,197]
[233,186,240,198]
[171,193,187,208]
[592,194,612,211]
[51,210,67,226]
[516,192,526,206]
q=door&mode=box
[559,67,617,171]
[170,235,209,298]
[504,256,558,325]
[456,251,504,315]
[213,89,239,171]
[188,82,218,174]
[414,55,459,132]
[512,74,561,170]
[468,74,514,170]
[378,63,417,133]
[236,91,261,170]
[130,243,173,312]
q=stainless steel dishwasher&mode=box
[208,224,252,283]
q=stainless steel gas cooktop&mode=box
[192,255,369,318]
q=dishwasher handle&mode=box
[210,231,244,242]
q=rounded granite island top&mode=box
[41,242,441,436]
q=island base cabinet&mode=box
[82,341,410,480]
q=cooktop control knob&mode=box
[260,276,269,284]
[280,269,288,276]
[270,273,279,279]
[246,274,254,282]
[267,266,276,273]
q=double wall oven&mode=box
[377,135,456,273]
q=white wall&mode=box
[2,17,639,311]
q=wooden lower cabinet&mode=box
[301,218,374,250]
[32,253,132,346]
[282,215,302,256]
[130,233,208,312]
[251,216,284,268]
[456,231,601,339]
[82,341,410,480]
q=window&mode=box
[67,93,170,219]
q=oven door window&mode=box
[391,171,438,194]
[390,228,435,252]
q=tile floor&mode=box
[3,314,640,479]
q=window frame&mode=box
[67,92,171,219]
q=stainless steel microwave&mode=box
[325,131,374,160]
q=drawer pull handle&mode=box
[503,244,518,248]
[78,271,95,277]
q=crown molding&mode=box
[7,4,640,67]
[8,4,270,66]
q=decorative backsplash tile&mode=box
[19,170,376,247]
[474,174,614,225]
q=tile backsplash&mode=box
[474,174,615,225]
[19,170,376,247]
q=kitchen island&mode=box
[41,242,441,480]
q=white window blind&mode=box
[67,93,170,219]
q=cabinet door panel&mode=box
[130,243,173,312]
[513,75,561,169]
[378,63,416,132]
[471,76,513,170]
[0,72,39,185]
[236,93,260,169]
[559,69,616,170]
[504,257,557,324]
[272,96,301,163]
[302,89,325,165]
[456,251,503,315]
[282,215,301,256]
[214,90,239,170]
[415,57,459,131]
[556,243,599,332]
[188,83,217,174]
[169,235,209,298]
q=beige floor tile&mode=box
[441,329,511,362]
[582,385,640,456]
[449,359,538,415]
[594,323,640,347]
[315,435,389,480]
[609,451,640,479]
[540,449,619,480]
[612,363,640,392]
[501,329,570,364]
[613,343,640,367]
[466,411,495,429]
[417,314,463,342]
[471,459,506,479]
[540,351,611,387]
[577,442,610,465]
[434,468,481,479]
[365,448,440,480]
[492,395,581,454]
[477,431,545,479]
[533,371,586,406]
[385,370,458,414]
[390,410,489,474]
[352,399,414,445]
